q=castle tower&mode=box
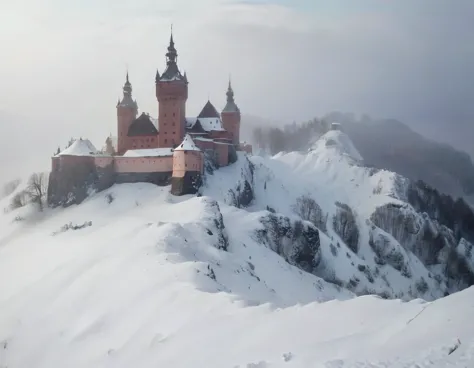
[221,78,241,146]
[117,72,138,155]
[171,134,203,195]
[156,29,188,148]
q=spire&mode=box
[183,71,188,84]
[155,69,160,83]
[159,25,185,82]
[222,76,240,113]
[123,71,132,95]
[118,72,137,109]
[226,76,234,103]
[166,25,177,65]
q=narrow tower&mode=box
[221,78,241,146]
[156,29,188,148]
[117,72,138,155]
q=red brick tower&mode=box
[156,30,188,148]
[117,72,138,155]
[221,79,241,146]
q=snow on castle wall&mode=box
[115,156,173,173]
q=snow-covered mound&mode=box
[309,129,363,164]
[204,132,474,301]
[1,183,474,367]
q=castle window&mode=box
[173,112,175,117]
[165,139,167,143]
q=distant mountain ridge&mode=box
[323,112,474,202]
[248,112,474,203]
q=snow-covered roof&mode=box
[197,117,225,132]
[186,117,198,129]
[186,116,225,132]
[123,148,173,157]
[150,117,158,130]
[194,137,214,142]
[174,134,201,151]
[58,139,98,156]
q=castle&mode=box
[48,31,251,206]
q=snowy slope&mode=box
[0,184,473,367]
[1,131,474,367]
[203,131,474,301]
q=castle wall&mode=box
[94,156,114,168]
[115,156,173,173]
[48,155,100,207]
[215,143,229,167]
[221,112,241,146]
[194,138,215,151]
[172,150,203,178]
[52,156,60,172]
[209,130,230,140]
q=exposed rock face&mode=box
[370,198,474,293]
[332,202,359,253]
[224,156,255,208]
[171,172,202,196]
[254,213,321,273]
[406,180,474,244]
[201,198,229,251]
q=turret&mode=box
[171,134,203,195]
[117,72,138,155]
[156,28,188,148]
[221,78,241,146]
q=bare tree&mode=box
[9,191,27,210]
[292,195,327,233]
[26,172,48,211]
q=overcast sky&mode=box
[1,0,473,182]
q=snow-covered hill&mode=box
[1,130,473,367]
[204,130,474,301]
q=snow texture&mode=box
[1,130,473,367]
[174,134,201,151]
[58,139,98,156]
[203,130,474,301]
[122,148,173,157]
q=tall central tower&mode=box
[117,72,138,155]
[156,30,188,148]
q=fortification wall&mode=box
[215,143,229,167]
[172,150,203,178]
[94,156,114,168]
[115,156,173,173]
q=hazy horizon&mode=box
[1,0,473,182]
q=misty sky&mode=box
[1,0,473,182]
